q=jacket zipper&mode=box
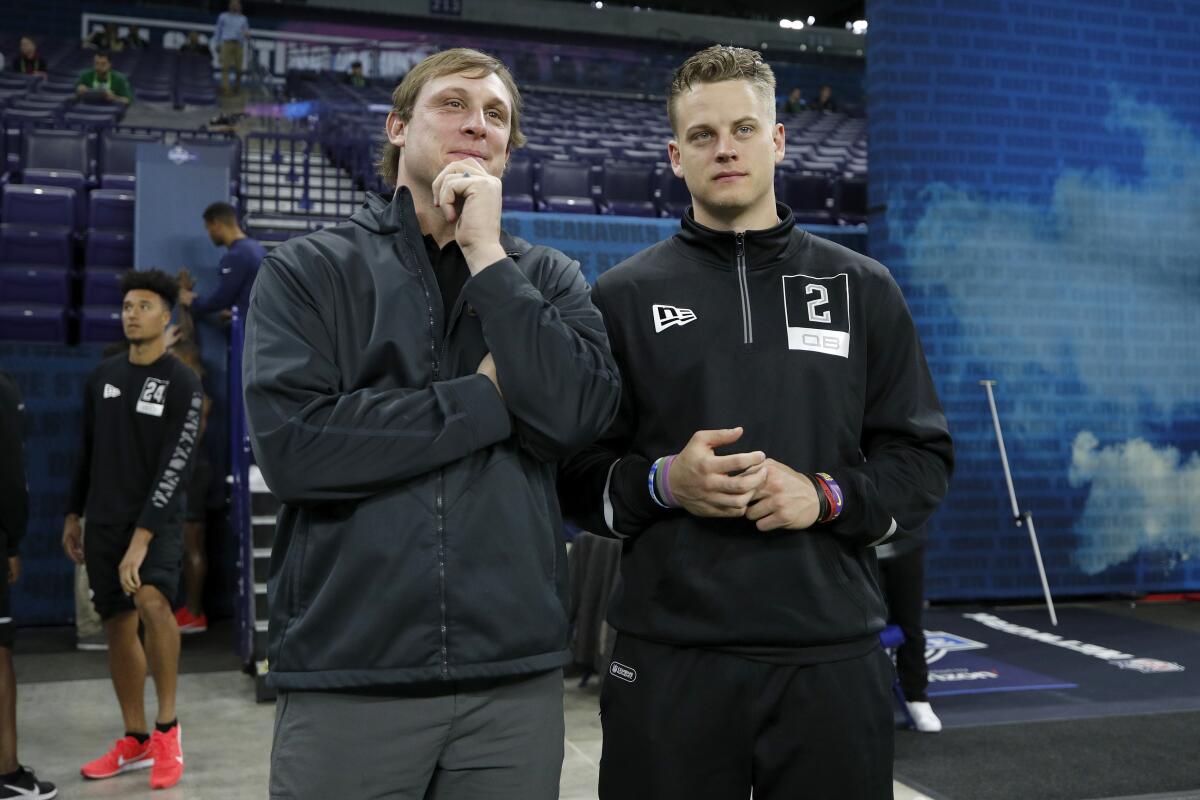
[408,234,451,678]
[735,232,753,345]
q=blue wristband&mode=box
[648,458,671,509]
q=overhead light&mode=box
[807,15,815,25]
[795,21,804,29]
[780,18,792,28]
[852,19,868,33]
[594,0,603,8]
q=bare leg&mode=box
[135,586,179,725]
[105,610,147,734]
[0,648,17,773]
[183,521,207,617]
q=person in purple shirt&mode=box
[178,202,265,322]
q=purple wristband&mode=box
[660,454,680,508]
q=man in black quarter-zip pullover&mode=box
[560,46,954,800]
[243,49,619,800]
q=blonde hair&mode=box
[667,45,776,134]
[378,48,526,188]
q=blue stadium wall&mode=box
[867,0,1200,598]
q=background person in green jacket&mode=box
[75,51,132,107]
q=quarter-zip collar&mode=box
[674,203,801,271]
[354,190,530,258]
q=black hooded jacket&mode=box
[243,189,620,689]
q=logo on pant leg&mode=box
[609,661,637,683]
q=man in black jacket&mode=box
[243,48,620,800]
[559,46,953,799]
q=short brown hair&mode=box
[378,48,526,189]
[667,45,776,134]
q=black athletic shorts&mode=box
[0,544,12,649]
[84,520,183,620]
[185,458,212,523]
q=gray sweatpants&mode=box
[269,669,565,800]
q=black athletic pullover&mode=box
[560,205,954,656]
[67,353,203,534]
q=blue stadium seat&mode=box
[79,304,123,342]
[654,169,691,218]
[0,224,73,267]
[783,173,833,225]
[536,161,595,214]
[82,267,126,306]
[0,266,71,305]
[85,230,132,268]
[1,185,77,230]
[502,159,535,212]
[99,131,161,189]
[0,303,68,343]
[600,161,655,217]
[835,177,867,226]
[88,189,135,232]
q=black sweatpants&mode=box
[598,635,895,800]
[878,546,929,702]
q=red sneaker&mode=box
[149,725,184,789]
[174,607,208,634]
[81,735,153,779]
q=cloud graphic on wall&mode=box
[1069,432,1200,575]
[893,90,1200,577]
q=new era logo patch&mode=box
[609,661,637,683]
[103,383,122,399]
[652,304,697,333]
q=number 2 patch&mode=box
[136,377,169,417]
[782,273,850,358]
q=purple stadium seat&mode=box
[570,146,613,166]
[618,149,662,166]
[835,177,867,226]
[79,305,123,342]
[0,266,71,305]
[502,159,535,212]
[0,224,73,267]
[88,189,135,232]
[0,303,67,343]
[600,161,655,217]
[11,98,64,113]
[784,174,833,224]
[23,128,90,174]
[537,161,595,214]
[654,170,691,218]
[100,131,161,189]
[85,230,132,268]
[524,142,567,161]
[1,185,77,230]
[82,268,127,305]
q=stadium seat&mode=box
[654,169,691,218]
[85,230,132,268]
[600,161,656,217]
[502,159,535,212]
[835,177,867,226]
[536,161,595,214]
[0,224,73,267]
[783,173,833,225]
[82,267,127,306]
[1,185,77,230]
[99,131,162,189]
[0,303,68,343]
[88,189,135,232]
[0,266,71,305]
[21,129,92,220]
[79,304,123,342]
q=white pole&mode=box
[980,380,1058,626]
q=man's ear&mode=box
[386,111,406,148]
[668,139,683,179]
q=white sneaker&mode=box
[905,701,942,733]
